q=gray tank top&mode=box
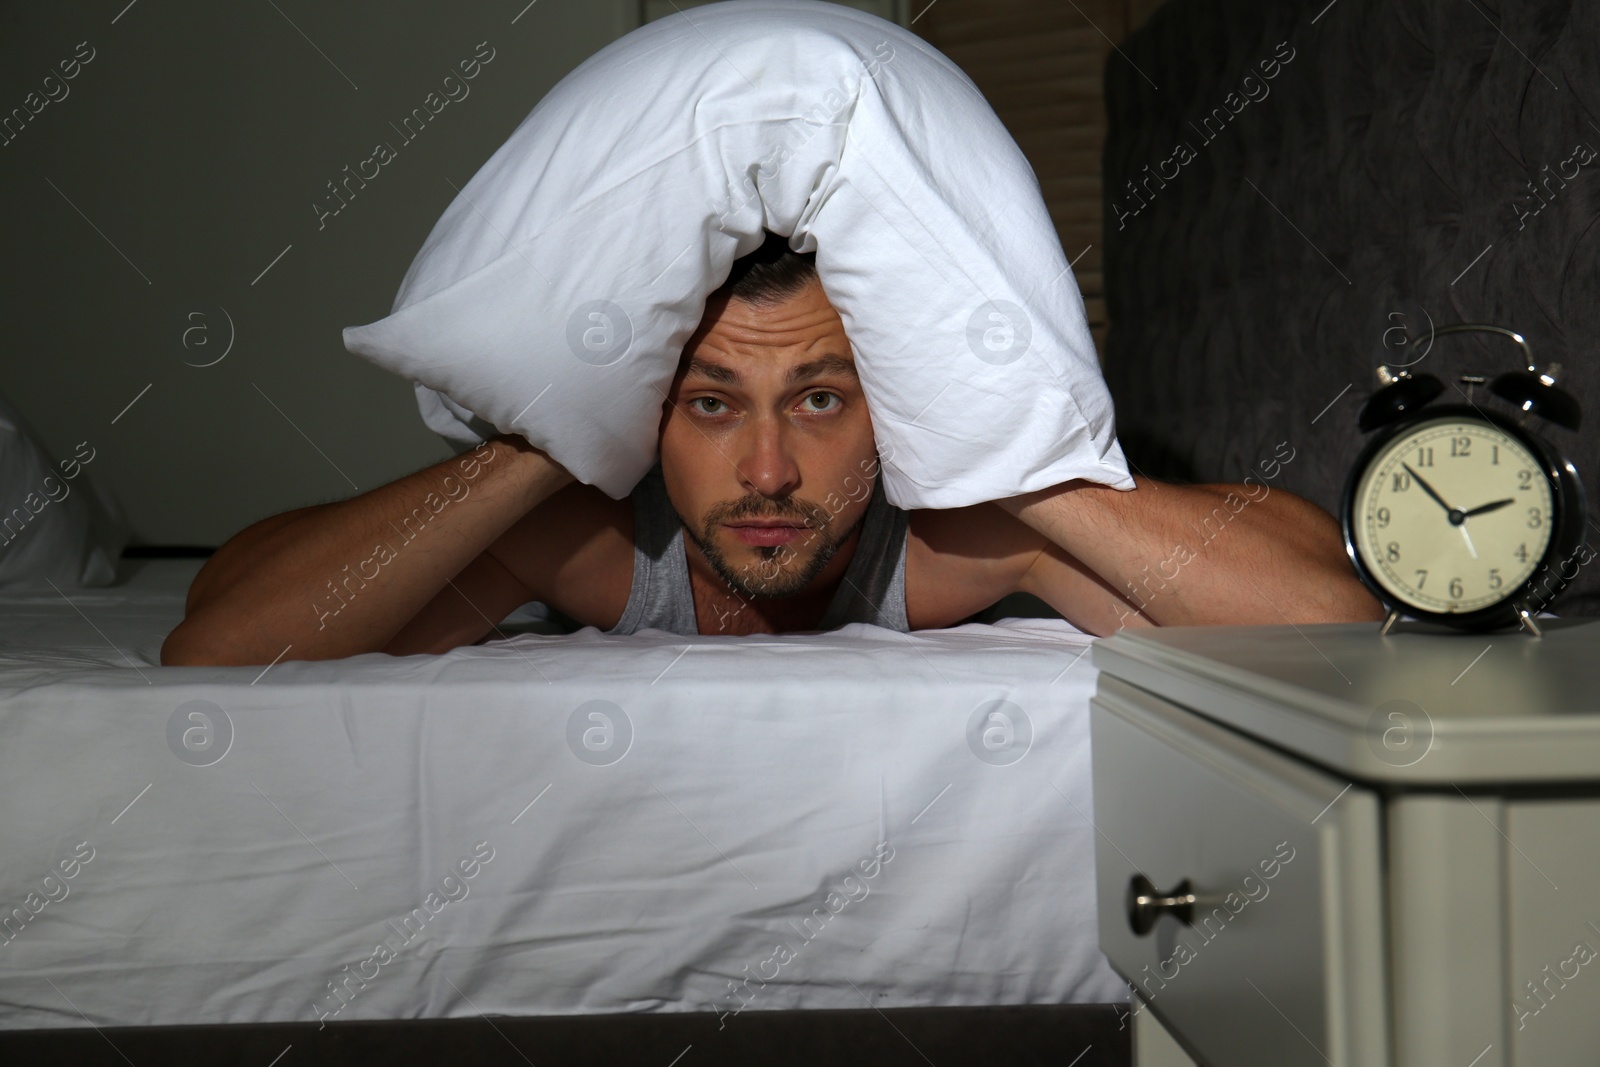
[606,463,909,635]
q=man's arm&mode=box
[161,433,573,666]
[1002,473,1384,632]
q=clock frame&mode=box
[1341,404,1587,631]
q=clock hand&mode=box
[1460,498,1515,519]
[1459,523,1478,560]
[1401,463,1457,516]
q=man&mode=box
[162,235,1382,666]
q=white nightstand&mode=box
[1088,616,1600,1067]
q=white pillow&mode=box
[0,392,128,590]
[343,0,1132,508]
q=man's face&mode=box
[659,276,880,600]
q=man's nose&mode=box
[734,415,801,499]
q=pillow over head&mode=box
[343,0,1132,508]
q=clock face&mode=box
[1352,415,1556,614]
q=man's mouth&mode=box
[725,520,810,547]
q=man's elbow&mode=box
[160,621,226,667]
[1205,485,1382,625]
[1328,574,1387,623]
[159,619,274,667]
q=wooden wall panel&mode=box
[1127,0,1169,32]
[907,0,1167,361]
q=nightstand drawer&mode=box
[1091,675,1389,1067]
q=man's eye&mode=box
[802,392,840,412]
[692,397,726,414]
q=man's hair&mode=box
[712,230,817,307]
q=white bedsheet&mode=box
[0,560,1126,1030]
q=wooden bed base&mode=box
[0,1004,1130,1066]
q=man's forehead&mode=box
[680,284,857,385]
[697,284,841,337]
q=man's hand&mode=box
[161,434,574,666]
[1000,474,1384,632]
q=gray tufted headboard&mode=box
[1101,0,1600,615]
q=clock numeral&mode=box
[1416,446,1434,467]
[1527,507,1542,528]
[1374,506,1391,528]
[1414,569,1427,589]
[1492,444,1500,465]
[1449,577,1464,598]
[1386,541,1401,562]
[1391,471,1411,493]
[1514,543,1529,563]
[1489,568,1503,590]
[1450,436,1471,458]
[1518,469,1534,491]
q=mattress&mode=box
[0,558,1127,1030]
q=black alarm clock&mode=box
[1341,323,1589,636]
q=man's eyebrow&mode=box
[682,354,859,387]
[684,357,739,384]
[786,354,859,386]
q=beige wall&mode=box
[0,1,642,548]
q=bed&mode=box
[0,556,1132,1064]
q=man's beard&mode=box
[679,492,863,599]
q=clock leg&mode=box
[1379,608,1404,636]
[1515,601,1543,637]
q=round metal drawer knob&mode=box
[1126,873,1196,936]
